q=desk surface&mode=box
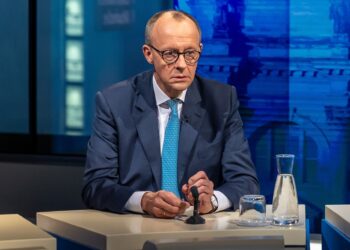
[37,205,306,250]
[0,214,56,250]
[325,205,350,239]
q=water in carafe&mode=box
[272,154,299,226]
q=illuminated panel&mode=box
[64,0,84,133]
[65,0,84,36]
[65,85,84,130]
[65,40,84,82]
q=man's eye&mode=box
[185,51,196,57]
[163,50,177,57]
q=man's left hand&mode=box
[181,171,214,214]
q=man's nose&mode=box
[175,54,187,69]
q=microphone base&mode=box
[185,215,206,224]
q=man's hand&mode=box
[182,171,214,214]
[141,191,189,218]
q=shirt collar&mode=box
[152,75,187,106]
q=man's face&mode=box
[143,14,202,98]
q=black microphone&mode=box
[185,186,205,224]
[191,185,199,197]
[191,186,200,213]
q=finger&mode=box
[178,201,190,214]
[181,184,189,195]
[155,202,179,218]
[178,200,189,211]
[158,191,182,206]
[181,184,194,204]
[195,178,213,187]
[189,180,214,197]
[156,197,182,214]
[185,191,194,204]
[196,185,213,196]
[154,207,176,218]
[162,209,177,218]
[189,178,209,189]
[157,191,184,213]
[153,207,163,217]
[198,193,212,203]
[180,200,190,209]
[188,171,208,185]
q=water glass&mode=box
[239,195,266,224]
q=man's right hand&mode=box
[141,191,189,218]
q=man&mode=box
[82,10,259,218]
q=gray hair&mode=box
[145,10,202,45]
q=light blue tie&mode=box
[161,99,180,197]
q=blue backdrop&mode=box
[175,0,350,233]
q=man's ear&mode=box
[142,45,153,64]
[199,43,203,51]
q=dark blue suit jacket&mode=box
[82,70,259,213]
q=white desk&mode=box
[0,214,56,250]
[325,205,350,238]
[37,205,306,250]
[322,205,350,250]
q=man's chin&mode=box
[170,81,192,90]
[165,83,191,98]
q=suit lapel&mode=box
[132,73,162,190]
[178,78,206,184]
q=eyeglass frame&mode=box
[146,44,201,65]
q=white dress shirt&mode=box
[124,75,232,213]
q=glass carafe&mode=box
[272,154,299,225]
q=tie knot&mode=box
[167,99,178,111]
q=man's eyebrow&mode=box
[163,47,198,51]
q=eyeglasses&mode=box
[147,44,201,65]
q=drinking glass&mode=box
[238,194,266,226]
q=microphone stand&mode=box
[185,186,205,224]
